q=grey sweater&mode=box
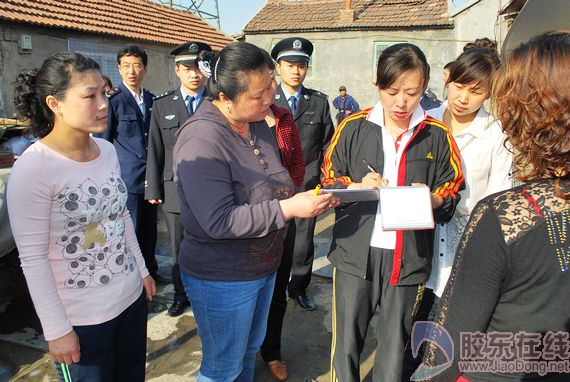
[173,100,294,281]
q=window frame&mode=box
[68,39,123,89]
[372,41,407,79]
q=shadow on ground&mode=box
[1,211,381,382]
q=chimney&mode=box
[339,0,355,23]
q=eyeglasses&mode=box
[120,64,144,71]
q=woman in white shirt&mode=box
[426,48,512,301]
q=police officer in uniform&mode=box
[145,41,212,317]
[98,45,166,284]
[271,37,334,311]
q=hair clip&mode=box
[213,57,220,83]
[198,60,212,79]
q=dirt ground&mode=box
[0,211,379,382]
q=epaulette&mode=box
[310,89,329,100]
[153,90,175,101]
[105,87,120,98]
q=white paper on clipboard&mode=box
[379,185,434,230]
[321,188,379,203]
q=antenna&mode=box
[151,0,221,29]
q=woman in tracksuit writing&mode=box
[322,43,464,382]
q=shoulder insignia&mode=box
[106,87,120,98]
[152,90,175,101]
[313,90,329,100]
[306,88,328,101]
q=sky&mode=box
[217,0,267,35]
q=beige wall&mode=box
[450,0,510,56]
[0,22,177,118]
[245,0,509,122]
[247,29,456,115]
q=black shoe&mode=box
[293,292,316,311]
[151,273,172,285]
[167,300,190,317]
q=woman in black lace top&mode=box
[420,32,570,382]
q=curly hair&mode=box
[492,31,570,198]
[463,37,497,53]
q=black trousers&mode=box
[56,291,148,382]
[126,193,158,276]
[330,248,424,382]
[162,209,188,303]
[287,216,317,297]
[403,287,437,381]
[261,222,296,362]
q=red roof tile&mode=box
[0,0,234,49]
[245,0,452,33]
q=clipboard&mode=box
[379,185,434,230]
[321,188,379,203]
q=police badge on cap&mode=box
[170,41,213,66]
[271,37,314,62]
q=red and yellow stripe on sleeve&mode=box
[321,110,369,187]
[427,117,464,199]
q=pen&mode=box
[362,159,378,173]
[313,184,321,196]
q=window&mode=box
[372,41,406,77]
[68,39,122,89]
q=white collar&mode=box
[429,101,493,139]
[367,101,425,131]
[123,81,144,102]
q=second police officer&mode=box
[145,41,212,317]
[271,37,334,311]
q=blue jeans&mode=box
[181,271,276,382]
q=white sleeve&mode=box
[486,121,513,196]
[7,155,73,341]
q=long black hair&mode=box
[13,51,100,138]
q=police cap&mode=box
[271,37,313,62]
[170,41,212,66]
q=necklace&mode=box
[229,120,248,136]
